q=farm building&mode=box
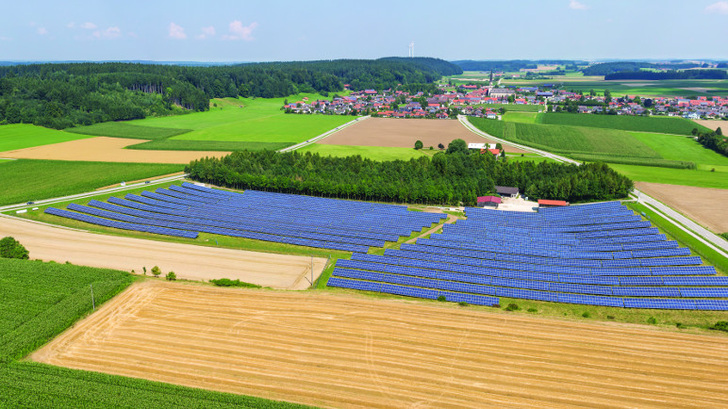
[476,196,501,208]
[538,199,569,208]
[495,186,519,198]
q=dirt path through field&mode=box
[319,117,528,153]
[0,215,324,289]
[636,182,728,233]
[33,281,728,409]
[0,136,230,164]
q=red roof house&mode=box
[538,199,569,207]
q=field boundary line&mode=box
[0,173,186,213]
[278,115,370,153]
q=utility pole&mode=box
[90,284,95,311]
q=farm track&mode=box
[34,281,728,409]
[0,215,324,289]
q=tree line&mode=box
[694,127,727,157]
[185,141,633,205]
[605,70,727,80]
[0,58,461,129]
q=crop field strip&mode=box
[34,281,728,409]
[45,182,444,254]
[328,202,728,310]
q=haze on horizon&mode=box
[1,0,727,63]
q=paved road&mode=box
[278,115,370,153]
[458,114,728,256]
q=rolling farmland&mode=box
[537,113,710,135]
[33,280,728,409]
[0,124,92,151]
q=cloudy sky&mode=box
[1,0,727,62]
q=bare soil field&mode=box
[0,215,324,289]
[694,119,728,132]
[0,136,230,164]
[319,117,528,153]
[34,280,728,409]
[636,182,728,233]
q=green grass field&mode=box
[0,258,311,408]
[65,122,192,140]
[480,103,542,112]
[126,139,291,151]
[0,159,182,206]
[537,113,710,135]
[628,131,728,167]
[608,164,728,189]
[0,124,92,152]
[298,144,432,161]
[134,95,354,145]
[500,78,728,97]
[502,112,539,123]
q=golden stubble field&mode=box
[636,182,728,233]
[33,281,728,409]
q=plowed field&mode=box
[33,281,728,409]
[319,118,527,153]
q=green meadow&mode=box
[0,159,182,206]
[65,122,191,140]
[298,144,432,161]
[501,78,728,97]
[502,111,539,123]
[608,164,728,189]
[537,113,709,136]
[485,103,542,112]
[0,124,92,152]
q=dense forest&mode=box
[452,60,583,72]
[581,62,703,76]
[0,58,460,129]
[605,69,728,80]
[185,142,633,205]
[694,127,727,158]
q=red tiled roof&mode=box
[538,199,568,206]
[477,196,501,204]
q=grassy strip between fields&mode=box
[65,122,193,140]
[0,258,314,408]
[127,139,293,152]
[626,202,728,275]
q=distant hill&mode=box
[451,60,585,72]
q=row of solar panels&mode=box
[337,259,721,287]
[328,274,728,310]
[420,236,684,260]
[352,252,704,279]
[327,277,500,306]
[390,246,692,271]
[67,202,384,248]
[333,267,728,298]
[138,189,436,237]
[46,207,369,253]
[462,213,647,231]
[141,189,432,236]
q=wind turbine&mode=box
[408,41,415,58]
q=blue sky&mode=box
[2,0,728,62]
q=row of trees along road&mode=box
[186,139,633,206]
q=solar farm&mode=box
[44,183,728,311]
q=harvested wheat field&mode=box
[636,182,728,233]
[34,280,728,409]
[694,119,728,132]
[0,136,230,164]
[0,216,323,289]
[320,117,527,153]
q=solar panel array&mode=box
[44,182,444,253]
[327,201,728,310]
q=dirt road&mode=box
[319,117,527,153]
[33,281,728,409]
[0,216,324,289]
[0,136,230,164]
[636,182,728,233]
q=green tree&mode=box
[414,140,423,150]
[446,138,468,154]
[151,266,161,278]
[0,236,29,259]
[166,271,177,281]
[717,127,723,136]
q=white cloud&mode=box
[706,1,728,14]
[37,27,48,35]
[222,20,258,41]
[93,26,121,39]
[80,22,97,30]
[168,22,187,39]
[67,22,76,29]
[569,0,588,10]
[196,25,216,39]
